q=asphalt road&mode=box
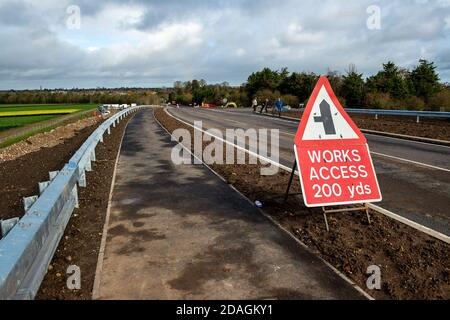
[168,107,450,236]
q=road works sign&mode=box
[294,76,382,207]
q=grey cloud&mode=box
[0,0,42,26]
[0,0,449,89]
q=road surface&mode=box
[168,107,450,236]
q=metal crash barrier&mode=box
[0,106,145,300]
[344,108,450,122]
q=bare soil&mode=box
[155,107,450,300]
[0,121,100,221]
[0,116,101,162]
[284,111,450,141]
[36,112,135,300]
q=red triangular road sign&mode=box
[294,76,366,148]
[293,76,382,207]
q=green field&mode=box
[0,104,96,132]
[0,104,95,113]
[0,115,58,132]
[0,109,81,117]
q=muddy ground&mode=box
[283,110,450,141]
[36,112,135,300]
[155,107,450,300]
[0,122,100,221]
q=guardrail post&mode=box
[72,185,79,209]
[375,114,378,120]
[38,181,51,195]
[416,116,420,123]
[79,170,87,188]
[49,171,59,181]
[85,158,92,172]
[23,196,38,212]
[91,150,96,162]
[0,218,19,239]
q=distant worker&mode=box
[260,98,269,114]
[275,98,283,117]
[252,97,258,112]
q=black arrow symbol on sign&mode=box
[314,100,336,135]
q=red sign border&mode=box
[294,76,367,148]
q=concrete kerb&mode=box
[164,107,450,245]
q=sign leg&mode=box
[365,204,371,225]
[284,161,298,202]
[323,210,330,232]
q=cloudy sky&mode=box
[1,0,449,89]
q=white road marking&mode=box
[219,109,450,149]
[206,108,300,124]
[179,108,450,172]
[211,109,450,149]
[368,204,450,244]
[371,152,450,172]
[176,109,250,126]
[364,132,450,149]
[166,108,295,173]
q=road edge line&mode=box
[165,107,450,244]
[367,204,450,244]
[371,151,450,172]
[156,108,374,300]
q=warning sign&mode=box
[294,76,382,207]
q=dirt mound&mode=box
[0,121,100,221]
[0,117,100,162]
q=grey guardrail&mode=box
[344,108,450,120]
[0,106,144,300]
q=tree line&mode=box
[243,60,449,111]
[164,59,449,111]
[1,59,449,111]
[0,89,162,106]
